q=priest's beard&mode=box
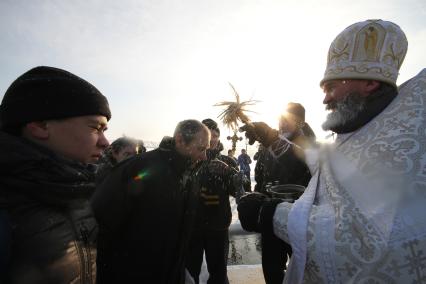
[322,91,367,133]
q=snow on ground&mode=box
[228,265,265,284]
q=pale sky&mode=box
[1,0,425,149]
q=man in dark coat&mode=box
[91,119,211,284]
[241,103,315,284]
[186,118,239,284]
[0,66,111,284]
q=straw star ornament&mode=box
[214,83,259,130]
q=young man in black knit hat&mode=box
[0,66,111,283]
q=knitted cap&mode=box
[284,102,305,123]
[202,118,220,135]
[0,66,111,129]
[320,19,408,87]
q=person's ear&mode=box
[364,80,381,94]
[23,121,49,139]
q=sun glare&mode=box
[169,3,333,141]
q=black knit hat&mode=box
[202,118,220,135]
[285,102,305,123]
[0,66,111,129]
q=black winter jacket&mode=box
[255,130,315,192]
[95,154,116,185]
[194,148,238,231]
[255,127,315,284]
[0,131,97,284]
[91,137,201,284]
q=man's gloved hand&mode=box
[239,122,279,147]
[207,159,237,178]
[237,192,267,232]
[231,171,250,189]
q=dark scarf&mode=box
[0,131,96,207]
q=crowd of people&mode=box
[0,18,424,284]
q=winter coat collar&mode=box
[158,136,192,177]
[206,141,224,161]
[0,131,96,206]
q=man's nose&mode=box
[323,92,333,105]
[98,132,110,149]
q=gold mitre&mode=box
[320,19,408,87]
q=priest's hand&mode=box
[239,122,279,147]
